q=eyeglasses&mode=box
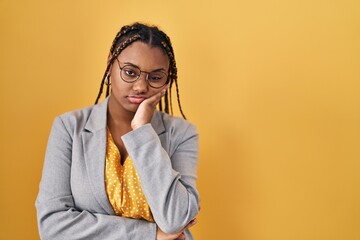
[116,59,169,88]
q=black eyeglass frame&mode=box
[116,59,169,89]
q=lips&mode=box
[127,96,146,104]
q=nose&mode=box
[132,73,149,93]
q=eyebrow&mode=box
[122,61,167,73]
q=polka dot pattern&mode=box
[105,128,154,222]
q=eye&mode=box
[124,69,137,77]
[148,72,166,82]
[120,66,140,81]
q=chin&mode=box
[111,96,137,111]
[124,103,140,113]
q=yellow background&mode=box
[1,0,359,239]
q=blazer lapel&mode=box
[82,97,115,215]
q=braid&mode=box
[94,63,112,104]
[95,33,141,104]
[168,81,173,115]
[164,91,169,113]
[174,77,186,119]
[112,34,141,59]
[109,25,139,53]
[158,98,163,111]
[105,76,110,96]
[161,40,186,119]
[95,22,187,119]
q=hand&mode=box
[156,219,197,240]
[131,85,168,130]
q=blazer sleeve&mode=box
[35,117,156,240]
[122,122,200,234]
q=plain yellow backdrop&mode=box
[0,0,359,239]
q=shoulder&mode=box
[56,104,95,128]
[154,111,198,139]
[53,98,108,134]
[158,111,196,129]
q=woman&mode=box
[36,23,200,240]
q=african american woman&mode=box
[36,23,200,240]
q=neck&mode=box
[107,95,134,129]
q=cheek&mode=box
[148,87,164,97]
[150,87,162,94]
[110,70,125,89]
[112,81,128,94]
[109,64,122,83]
[109,75,122,93]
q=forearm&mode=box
[36,117,157,240]
[122,123,200,233]
[36,194,156,240]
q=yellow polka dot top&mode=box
[105,128,154,222]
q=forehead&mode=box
[117,41,169,71]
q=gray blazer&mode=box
[36,98,200,240]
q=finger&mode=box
[175,233,185,240]
[153,91,164,107]
[162,83,170,91]
[188,218,197,227]
[145,89,166,108]
[156,84,169,99]
[181,218,197,232]
[161,88,167,97]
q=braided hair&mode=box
[95,22,186,119]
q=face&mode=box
[108,41,170,115]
